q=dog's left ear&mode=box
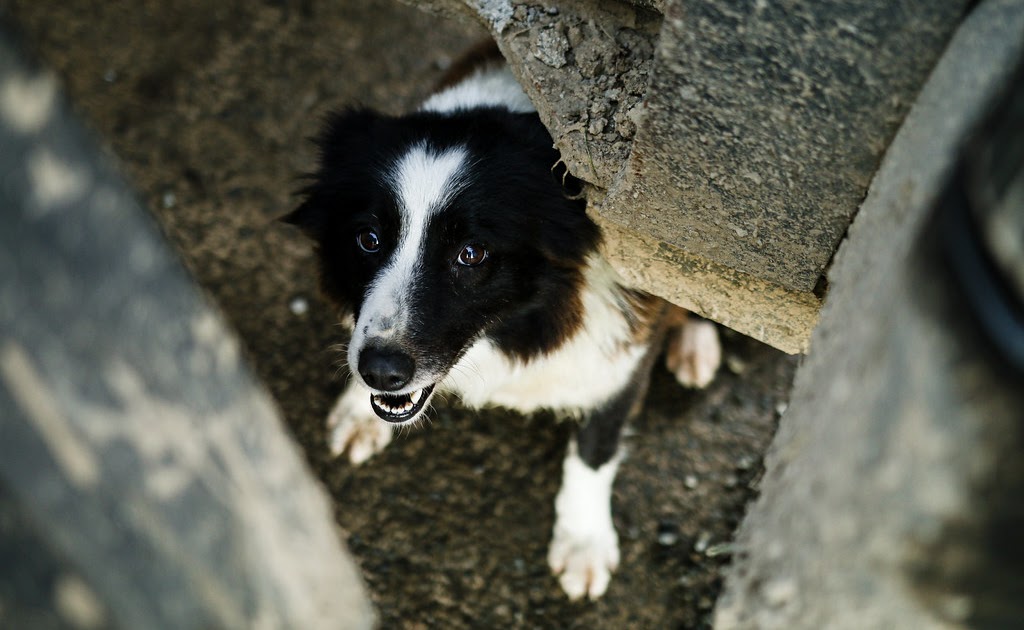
[280,198,326,241]
[282,108,384,241]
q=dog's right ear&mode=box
[316,108,381,166]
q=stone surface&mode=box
[410,0,969,353]
[601,0,968,293]
[714,2,1024,627]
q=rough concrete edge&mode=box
[596,215,818,354]
[714,1,1024,626]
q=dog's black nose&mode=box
[358,347,415,391]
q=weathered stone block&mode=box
[407,0,969,353]
[601,0,968,293]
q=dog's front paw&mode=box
[327,388,392,465]
[548,525,620,601]
[667,318,722,389]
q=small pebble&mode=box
[103,68,117,83]
[736,454,756,470]
[775,400,789,416]
[705,542,737,558]
[726,354,747,374]
[684,474,699,489]
[434,55,453,71]
[656,521,679,546]
[289,296,309,316]
[532,27,569,68]
[694,531,711,554]
[161,191,176,209]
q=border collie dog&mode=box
[285,47,722,601]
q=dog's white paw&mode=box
[549,444,621,600]
[327,386,392,465]
[667,319,722,389]
[548,526,620,600]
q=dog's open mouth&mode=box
[369,384,436,423]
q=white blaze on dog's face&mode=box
[351,143,469,350]
[284,107,601,425]
[346,143,470,418]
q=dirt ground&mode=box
[3,1,798,627]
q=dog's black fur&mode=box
[287,107,600,365]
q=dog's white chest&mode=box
[445,337,644,414]
[442,262,647,414]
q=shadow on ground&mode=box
[3,1,798,627]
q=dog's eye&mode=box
[457,243,488,267]
[356,228,381,253]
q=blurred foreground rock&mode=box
[715,2,1024,627]
[0,28,374,630]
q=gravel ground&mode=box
[3,1,798,627]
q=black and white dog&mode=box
[285,46,722,600]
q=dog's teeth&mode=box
[371,386,433,419]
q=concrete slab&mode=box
[410,0,969,353]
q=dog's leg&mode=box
[326,380,393,465]
[548,359,651,601]
[548,436,622,600]
[665,308,722,389]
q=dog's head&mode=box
[285,107,600,424]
